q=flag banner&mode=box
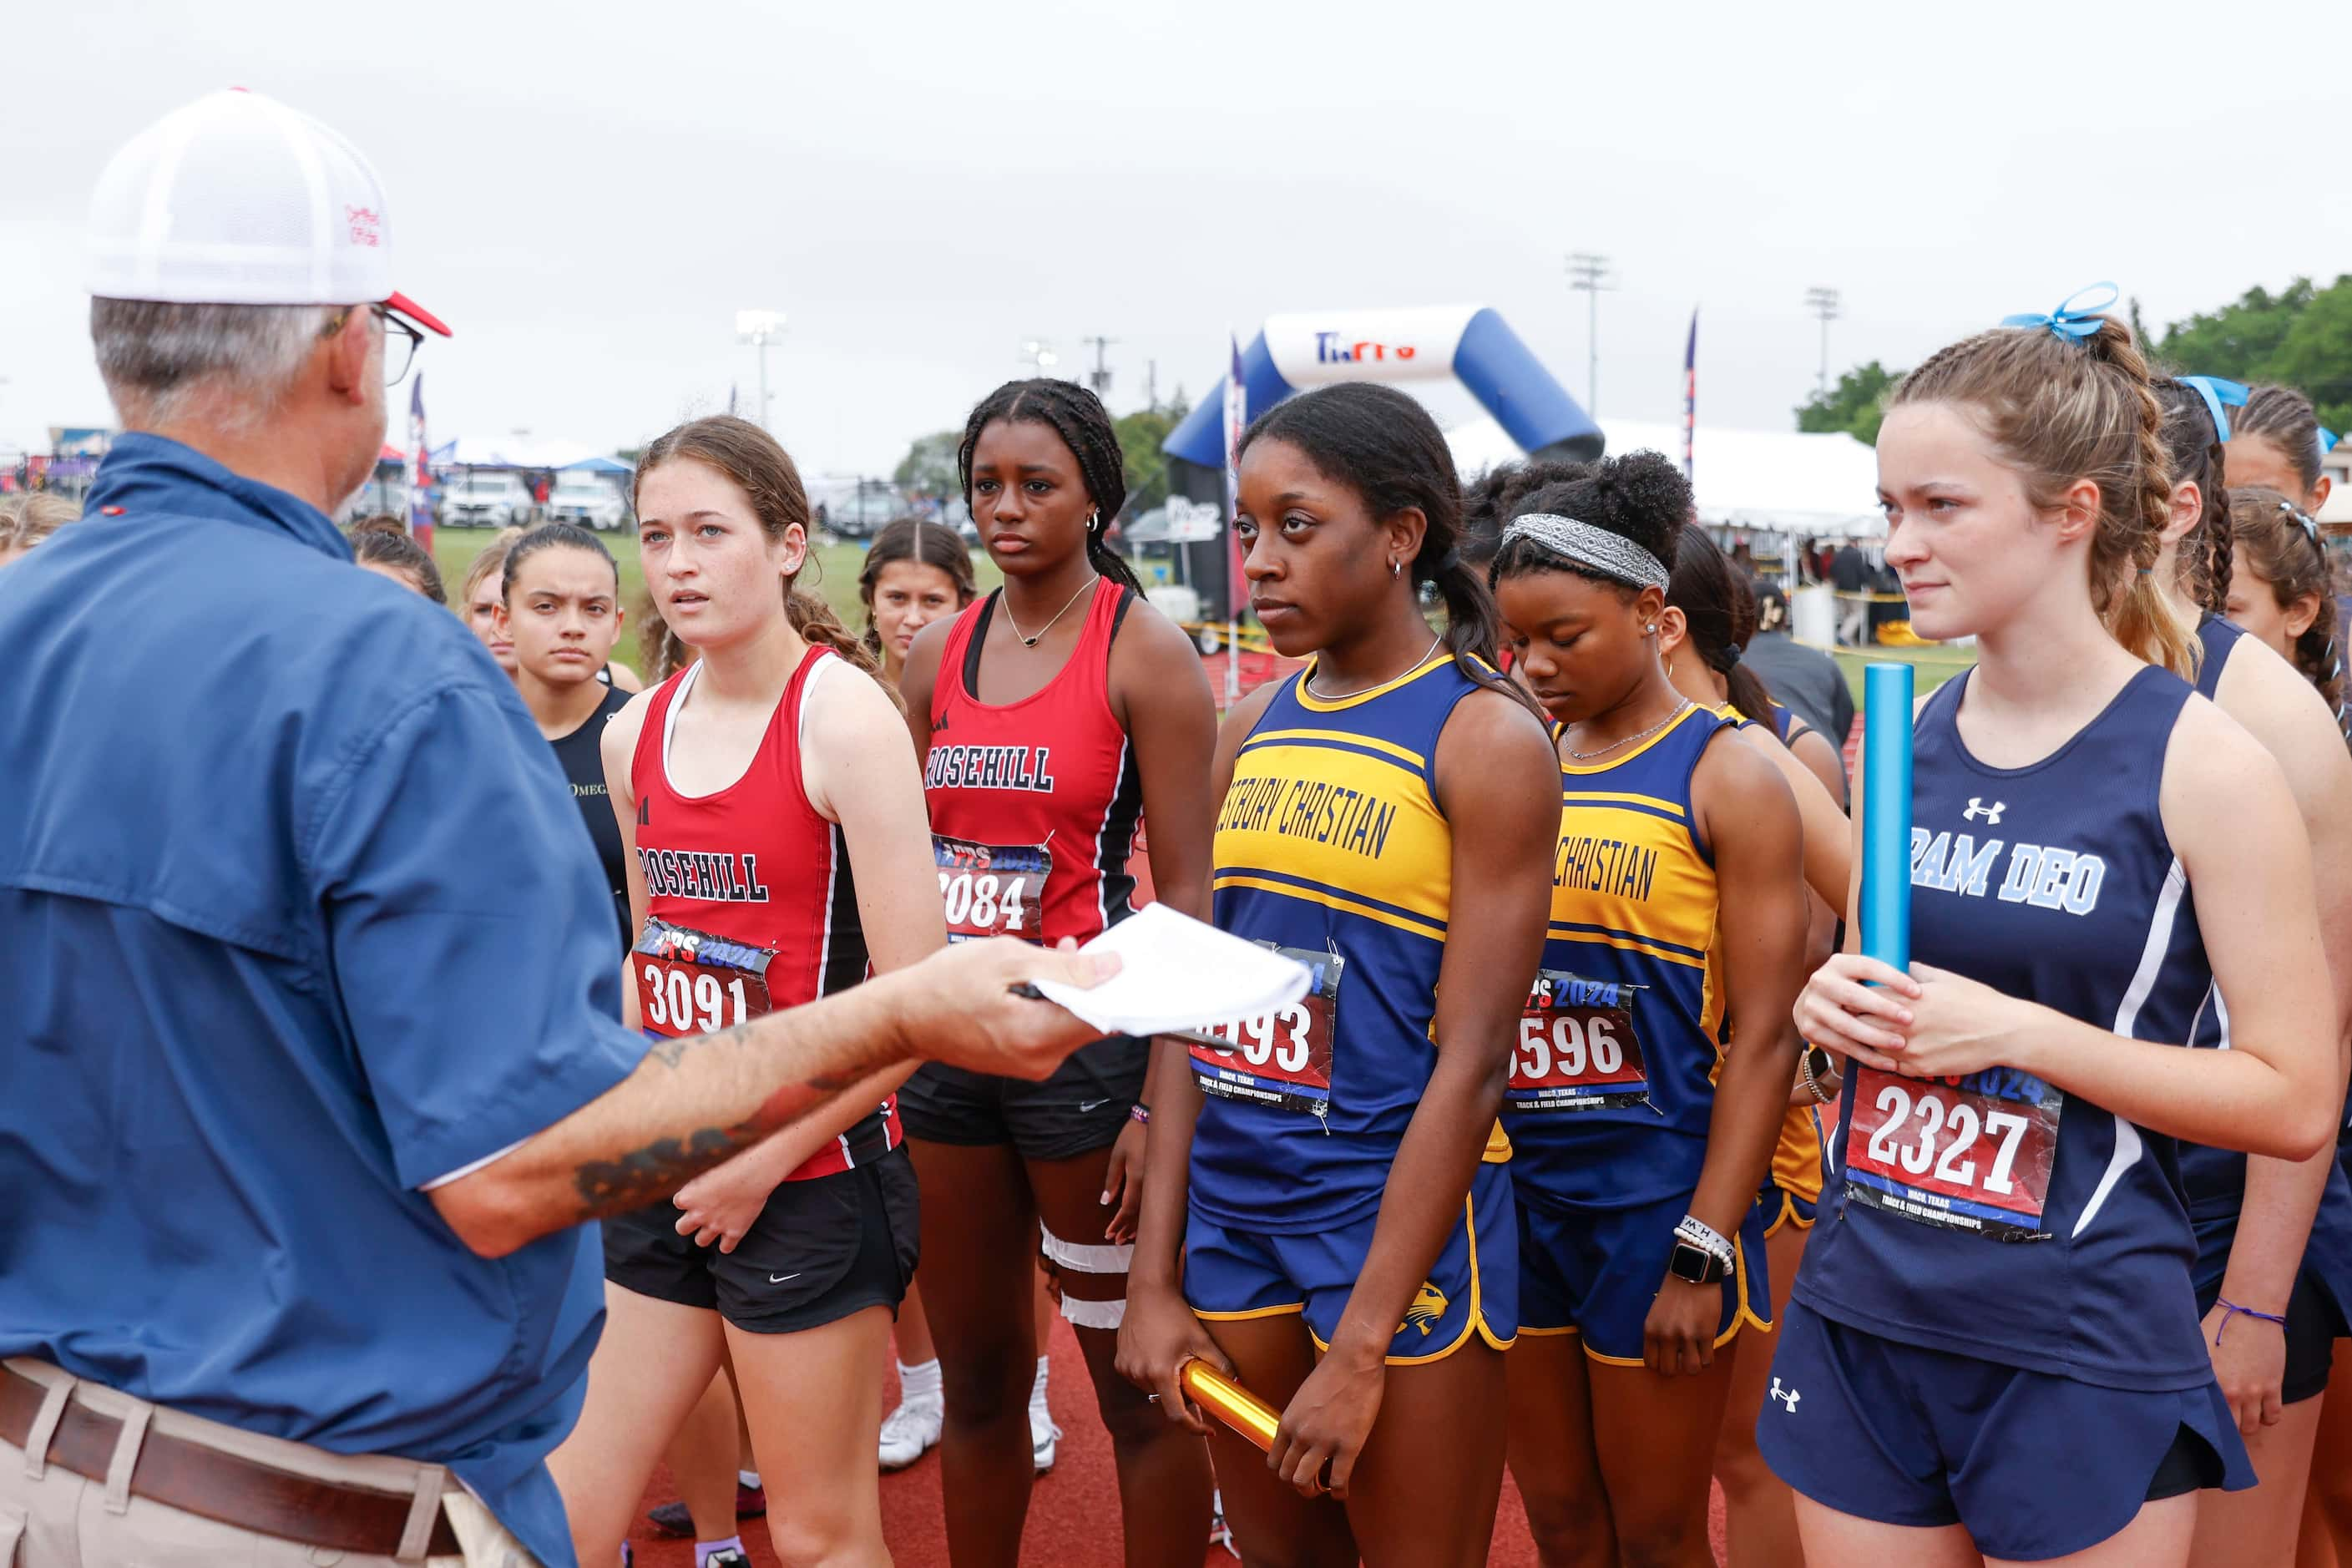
[407,375,433,554]
[1682,309,1697,484]
[1225,332,1247,704]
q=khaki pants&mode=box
[0,1358,538,1567]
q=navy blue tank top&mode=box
[2178,612,2352,1322]
[1796,665,2216,1389]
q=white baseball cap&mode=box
[86,88,448,336]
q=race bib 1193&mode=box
[1841,1064,2061,1242]
[1188,945,1342,1118]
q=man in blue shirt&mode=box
[0,91,1110,1568]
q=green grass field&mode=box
[1830,642,1975,699]
[430,529,1001,658]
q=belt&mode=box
[0,1366,461,1557]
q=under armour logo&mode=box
[1963,797,2006,824]
[1769,1378,1801,1414]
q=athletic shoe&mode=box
[702,1551,753,1568]
[878,1393,943,1470]
[644,1481,767,1539]
[1029,1403,1062,1474]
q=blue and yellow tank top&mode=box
[1503,702,1730,1211]
[1187,654,1479,1233]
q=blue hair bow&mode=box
[2177,376,2248,442]
[2322,427,2340,457]
[2001,281,2120,342]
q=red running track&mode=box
[627,1317,1728,1565]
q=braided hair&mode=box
[2233,386,2327,502]
[2152,379,2232,616]
[958,378,1141,594]
[2227,486,2349,737]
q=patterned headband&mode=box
[1499,513,1671,591]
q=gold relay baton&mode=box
[1179,1358,1333,1494]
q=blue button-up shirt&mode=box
[0,435,645,1568]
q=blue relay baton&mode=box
[1859,663,1914,974]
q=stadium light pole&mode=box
[1805,286,1842,398]
[1566,252,1614,416]
[736,309,785,433]
[1020,338,1061,377]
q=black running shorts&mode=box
[898,1034,1149,1163]
[601,1146,918,1333]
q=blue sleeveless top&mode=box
[1796,665,2217,1389]
[1502,704,1731,1211]
[2179,613,2352,1323]
[1190,655,1486,1233]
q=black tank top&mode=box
[551,685,635,949]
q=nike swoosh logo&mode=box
[1078,1099,1110,1113]
[770,1272,801,1283]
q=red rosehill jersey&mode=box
[630,645,896,1180]
[925,580,1144,948]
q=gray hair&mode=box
[90,297,338,432]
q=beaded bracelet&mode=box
[2215,1297,2289,1343]
[1130,1103,1151,1126]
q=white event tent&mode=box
[1448,416,1884,540]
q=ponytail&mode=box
[1421,546,1545,722]
[2085,321,2198,679]
[784,584,898,709]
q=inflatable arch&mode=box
[1163,303,1601,470]
[1158,304,1599,616]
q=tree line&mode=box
[1797,276,2352,445]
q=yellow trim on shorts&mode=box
[1581,1227,1769,1366]
[1761,1188,1816,1239]
[1304,1187,1512,1365]
[1515,1323,1581,1338]
[1193,1302,1306,1322]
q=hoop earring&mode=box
[1388,558,1401,579]
[1088,508,1102,534]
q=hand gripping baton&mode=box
[1180,1358,1332,1493]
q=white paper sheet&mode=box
[1030,903,1311,1037]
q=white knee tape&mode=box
[1060,1293,1128,1330]
[1040,1222,1131,1330]
[1039,1222,1133,1276]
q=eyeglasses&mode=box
[321,302,426,385]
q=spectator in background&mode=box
[347,513,446,603]
[1830,540,1869,645]
[0,493,81,567]
[1743,579,1854,771]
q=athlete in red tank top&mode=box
[549,418,943,1568]
[893,381,1220,1566]
[924,578,1144,947]
[633,645,895,1179]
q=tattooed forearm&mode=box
[570,1126,747,1216]
[644,1020,759,1070]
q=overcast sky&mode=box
[6,0,2343,481]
